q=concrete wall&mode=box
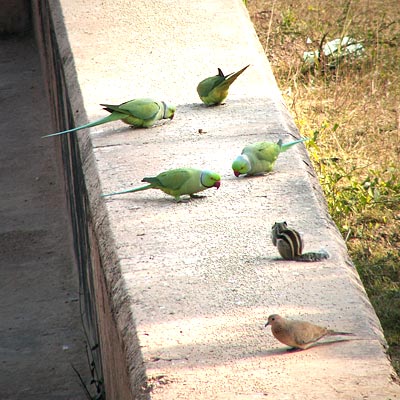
[0,0,31,34]
[32,1,146,398]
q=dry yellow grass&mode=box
[248,0,400,372]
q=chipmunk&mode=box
[271,222,329,262]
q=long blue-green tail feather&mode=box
[101,184,152,198]
[280,137,309,152]
[42,113,122,138]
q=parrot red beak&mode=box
[214,181,221,189]
[233,170,240,177]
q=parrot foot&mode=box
[174,196,192,203]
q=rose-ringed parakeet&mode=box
[101,168,221,202]
[42,98,175,138]
[196,65,250,106]
[232,138,308,177]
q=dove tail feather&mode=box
[327,330,355,336]
[101,184,152,197]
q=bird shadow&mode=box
[186,102,226,110]
[242,171,276,179]
[102,194,210,205]
[261,338,362,357]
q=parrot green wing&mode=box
[144,168,194,191]
[240,138,308,175]
[253,138,308,157]
[103,168,219,202]
[235,141,281,175]
[101,98,161,121]
[250,141,281,161]
[196,69,226,98]
[44,98,170,137]
[197,65,249,106]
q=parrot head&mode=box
[201,170,221,189]
[163,103,176,120]
[232,155,251,177]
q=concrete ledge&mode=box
[32,1,143,398]
[35,0,400,398]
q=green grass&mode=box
[248,0,400,372]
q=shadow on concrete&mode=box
[0,34,91,400]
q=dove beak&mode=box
[264,322,270,327]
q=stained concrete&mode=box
[0,0,31,34]
[38,0,400,399]
[0,36,89,399]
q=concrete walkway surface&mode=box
[0,36,89,399]
[37,0,400,399]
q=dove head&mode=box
[201,170,221,189]
[163,102,176,119]
[232,155,251,177]
[265,314,283,327]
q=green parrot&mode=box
[101,168,221,202]
[42,98,176,138]
[196,65,250,106]
[232,138,308,177]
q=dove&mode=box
[232,137,308,177]
[42,98,175,138]
[197,65,250,106]
[265,314,354,350]
[101,168,221,202]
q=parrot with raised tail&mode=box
[197,65,250,106]
[42,98,176,138]
[232,137,308,177]
[101,168,221,202]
